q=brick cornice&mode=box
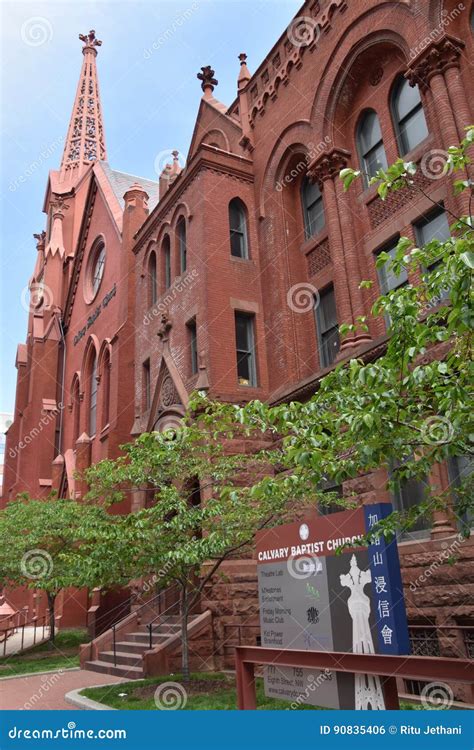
[405,35,464,92]
[133,145,254,252]
[307,147,351,186]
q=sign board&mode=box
[256,503,410,709]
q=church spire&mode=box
[58,30,107,184]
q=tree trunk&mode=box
[46,592,56,643]
[180,585,190,683]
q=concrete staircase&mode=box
[81,612,211,680]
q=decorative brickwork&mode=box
[307,237,331,276]
[367,170,434,229]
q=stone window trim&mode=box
[229,298,259,314]
[300,227,329,257]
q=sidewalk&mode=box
[0,669,125,710]
[1,626,50,656]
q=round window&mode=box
[85,240,106,303]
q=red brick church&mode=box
[3,0,473,690]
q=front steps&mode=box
[84,616,199,680]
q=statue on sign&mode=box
[340,554,385,710]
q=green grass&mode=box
[81,672,422,711]
[82,672,327,710]
[0,629,87,677]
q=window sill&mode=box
[230,255,254,264]
[300,230,329,256]
[358,133,435,207]
[399,133,434,167]
[99,425,109,442]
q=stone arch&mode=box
[258,121,312,218]
[170,201,192,228]
[81,334,100,376]
[321,32,409,147]
[153,406,186,433]
[307,3,421,146]
[97,338,112,377]
[147,356,188,433]
[199,128,230,152]
[141,239,158,277]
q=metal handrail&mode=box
[0,610,50,657]
[110,583,180,667]
[146,584,182,650]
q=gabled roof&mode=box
[98,162,159,211]
[187,96,243,163]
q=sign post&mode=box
[255,503,410,709]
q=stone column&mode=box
[308,147,371,350]
[75,432,91,499]
[443,65,472,140]
[406,35,470,213]
[429,462,456,540]
[406,36,465,148]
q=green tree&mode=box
[0,496,127,642]
[85,423,294,681]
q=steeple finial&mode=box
[238,53,251,89]
[197,65,218,98]
[79,30,102,51]
[58,30,106,184]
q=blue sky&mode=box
[0,0,300,413]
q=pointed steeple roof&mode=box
[58,30,106,185]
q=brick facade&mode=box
[3,1,474,686]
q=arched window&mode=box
[101,350,111,428]
[301,176,325,239]
[163,236,171,290]
[356,110,387,185]
[148,251,157,306]
[89,352,98,436]
[177,217,187,274]
[391,77,428,155]
[229,199,249,259]
[72,380,81,444]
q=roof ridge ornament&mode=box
[197,65,218,97]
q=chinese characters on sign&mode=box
[255,503,410,709]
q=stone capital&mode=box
[405,35,464,91]
[307,147,351,187]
